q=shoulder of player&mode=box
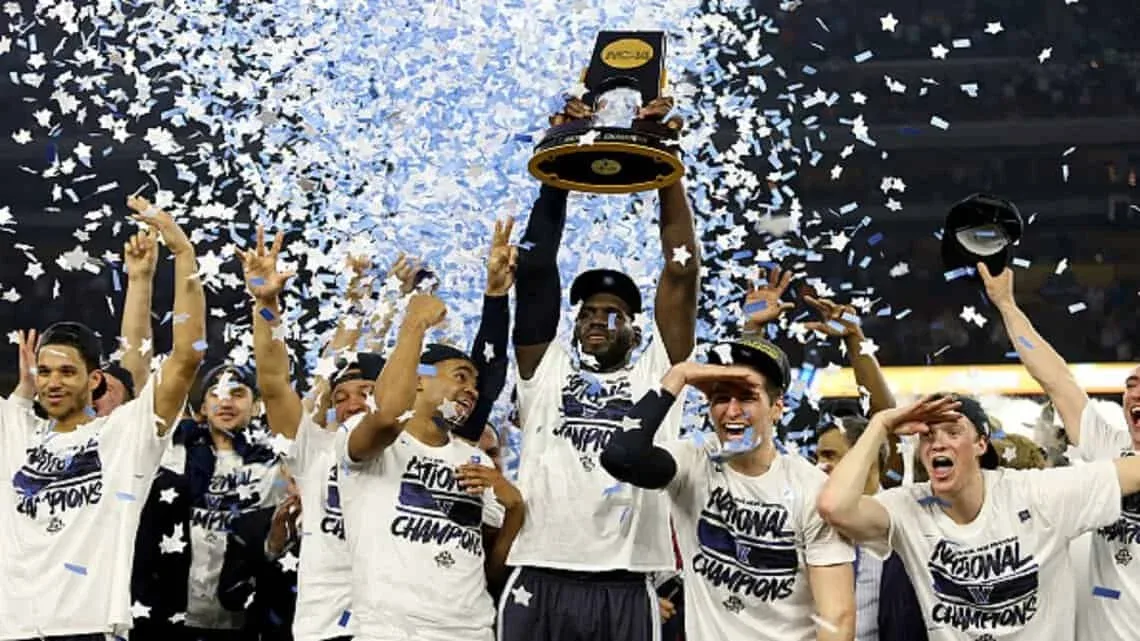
[445,437,490,465]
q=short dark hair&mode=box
[38,322,102,374]
[819,416,889,468]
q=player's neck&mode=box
[940,471,986,525]
[50,409,92,433]
[727,441,778,477]
[405,414,450,447]
[209,426,238,451]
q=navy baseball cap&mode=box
[941,193,1024,277]
[570,269,642,315]
[707,338,792,392]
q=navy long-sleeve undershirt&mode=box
[599,389,681,490]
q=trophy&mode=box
[528,31,685,194]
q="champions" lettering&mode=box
[932,596,1038,630]
[391,514,484,555]
[16,480,103,519]
[692,553,796,601]
[552,422,615,455]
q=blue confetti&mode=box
[259,307,276,321]
[1093,586,1121,600]
[64,563,88,575]
[250,277,266,287]
[866,232,883,246]
[1017,336,1034,350]
[416,364,437,377]
[731,250,753,260]
[115,491,136,501]
[885,469,902,482]
[917,495,951,508]
[743,301,768,315]
[192,340,208,352]
[603,483,624,496]
[338,610,352,627]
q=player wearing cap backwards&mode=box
[499,96,699,641]
[978,260,1140,641]
[816,381,1140,641]
[601,338,856,641]
[335,293,524,641]
[0,196,206,641]
[242,218,516,641]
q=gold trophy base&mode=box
[528,122,684,194]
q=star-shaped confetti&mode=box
[879,13,899,32]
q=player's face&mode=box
[707,380,782,447]
[93,374,128,417]
[574,294,637,366]
[1122,366,1140,441]
[815,428,850,475]
[205,383,256,432]
[419,359,478,426]
[333,377,373,425]
[35,345,97,421]
[919,417,987,495]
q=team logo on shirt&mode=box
[1098,450,1140,546]
[321,463,346,540]
[190,465,269,532]
[390,454,485,556]
[13,437,104,525]
[690,486,799,603]
[553,372,634,462]
[927,536,1039,634]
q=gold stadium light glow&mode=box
[814,363,1135,397]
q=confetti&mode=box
[64,563,88,575]
[1093,586,1121,600]
[416,365,438,377]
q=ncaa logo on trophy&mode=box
[528,31,685,194]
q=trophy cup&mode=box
[528,31,685,194]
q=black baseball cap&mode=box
[707,338,792,392]
[330,352,386,391]
[101,362,136,400]
[570,269,642,315]
[935,392,1000,470]
[941,193,1024,277]
[420,343,474,367]
[191,363,258,412]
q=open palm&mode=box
[744,266,795,330]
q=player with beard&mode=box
[601,340,856,641]
[816,388,1140,641]
[499,96,699,641]
[243,219,515,641]
[335,294,524,641]
[1,196,205,641]
[977,261,1140,640]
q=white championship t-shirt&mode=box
[185,443,281,629]
[866,463,1122,641]
[335,424,505,641]
[288,413,354,641]
[661,438,854,641]
[0,379,168,640]
[1074,402,1140,641]
[509,331,683,572]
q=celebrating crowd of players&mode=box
[3,99,1140,641]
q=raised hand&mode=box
[126,196,193,255]
[239,225,295,303]
[743,266,795,330]
[123,229,158,279]
[14,329,37,399]
[681,362,768,396]
[345,255,374,302]
[872,396,963,437]
[803,296,863,339]
[486,218,518,297]
[266,494,302,557]
[636,96,683,131]
[404,294,447,331]
[977,262,1015,309]
[549,97,593,127]
[457,462,523,508]
[388,253,428,295]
